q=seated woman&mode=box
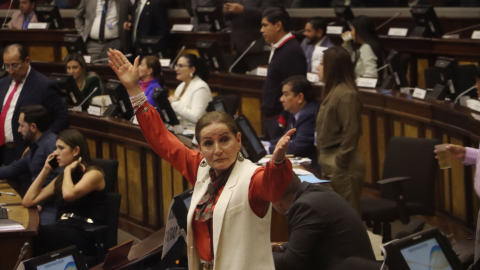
[108,49,295,270]
[139,55,165,108]
[168,54,212,126]
[65,53,103,109]
[22,129,107,256]
[341,15,385,79]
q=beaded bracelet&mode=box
[130,93,148,114]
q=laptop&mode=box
[23,245,87,270]
[383,227,462,270]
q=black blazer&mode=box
[0,68,69,160]
[273,182,376,270]
[128,0,169,56]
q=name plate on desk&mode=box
[412,88,427,100]
[159,59,171,67]
[326,26,343,34]
[256,67,268,77]
[356,78,377,88]
[87,105,103,116]
[472,30,480,39]
[171,24,194,32]
[27,23,49,29]
[307,72,319,83]
[388,28,408,37]
[466,99,480,112]
[83,55,91,63]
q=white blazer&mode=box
[343,42,378,79]
[171,76,212,126]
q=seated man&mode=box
[264,75,320,173]
[7,0,37,29]
[0,105,60,225]
[300,17,334,72]
[272,174,376,270]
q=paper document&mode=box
[293,168,313,175]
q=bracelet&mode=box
[272,156,286,165]
[129,92,146,103]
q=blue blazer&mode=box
[269,101,321,173]
[143,78,162,108]
[0,68,69,161]
[301,36,335,72]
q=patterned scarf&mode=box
[195,163,236,222]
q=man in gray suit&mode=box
[75,0,129,61]
[223,0,278,70]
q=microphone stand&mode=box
[70,87,99,112]
[454,85,476,103]
[2,0,15,29]
[13,242,29,270]
[229,41,256,73]
[376,12,402,31]
[92,54,132,64]
[443,23,480,36]
[170,46,186,69]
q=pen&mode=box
[0,191,16,196]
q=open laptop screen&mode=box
[400,237,453,270]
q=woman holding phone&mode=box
[107,49,294,270]
[22,129,107,257]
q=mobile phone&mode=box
[48,157,59,170]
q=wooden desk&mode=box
[0,29,77,62]
[0,182,39,270]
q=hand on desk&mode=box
[223,3,244,14]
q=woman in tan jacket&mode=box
[315,46,366,215]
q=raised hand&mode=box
[272,129,296,163]
[107,49,142,96]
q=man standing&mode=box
[7,0,37,29]
[264,76,320,173]
[123,0,169,58]
[271,174,376,270]
[300,17,334,72]
[260,7,307,140]
[0,44,68,165]
[75,0,129,61]
[223,0,278,70]
[0,105,60,225]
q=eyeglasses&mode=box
[2,61,24,71]
[174,63,191,69]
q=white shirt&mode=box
[89,0,119,40]
[269,32,293,63]
[3,66,31,143]
[132,0,147,43]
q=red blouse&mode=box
[136,102,293,262]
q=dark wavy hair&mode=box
[180,54,209,81]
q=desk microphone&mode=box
[454,85,476,103]
[376,12,402,31]
[92,54,132,64]
[170,45,186,69]
[13,242,29,270]
[70,87,99,112]
[2,0,15,29]
[229,40,256,73]
[443,23,480,36]
[362,63,390,77]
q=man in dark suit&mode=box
[0,44,68,165]
[300,17,335,72]
[123,0,169,58]
[75,0,130,61]
[260,7,307,140]
[271,175,376,270]
[223,0,278,70]
[264,75,320,173]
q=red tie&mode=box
[0,81,20,146]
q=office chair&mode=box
[212,95,241,117]
[84,193,122,267]
[456,64,478,99]
[361,137,440,243]
[91,158,119,193]
[338,257,383,270]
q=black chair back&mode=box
[104,193,121,250]
[424,67,441,89]
[456,64,478,98]
[91,159,118,193]
[380,137,440,216]
[338,257,382,270]
[212,95,240,117]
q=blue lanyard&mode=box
[22,13,33,29]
